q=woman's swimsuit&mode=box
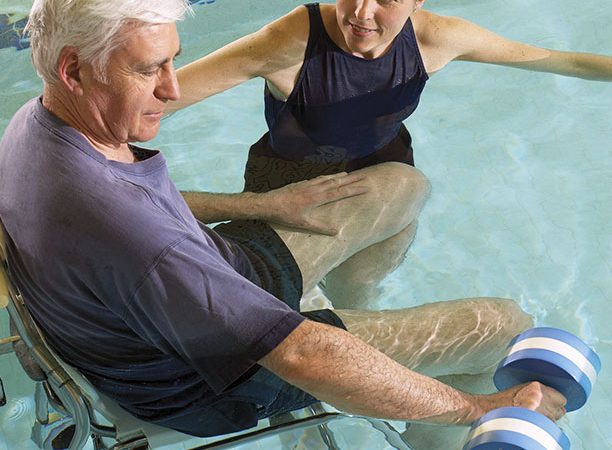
[244,2,428,192]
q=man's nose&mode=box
[155,66,180,102]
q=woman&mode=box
[171,1,611,307]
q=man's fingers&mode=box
[543,386,567,420]
[270,218,338,236]
[542,403,566,422]
[319,184,369,205]
[549,388,567,406]
[310,171,368,187]
[324,171,367,187]
[305,221,339,236]
[303,173,346,186]
[313,172,348,182]
[336,171,367,186]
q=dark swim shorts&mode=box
[244,123,415,192]
[213,219,346,331]
[214,219,303,310]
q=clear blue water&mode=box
[0,0,610,449]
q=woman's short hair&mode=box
[25,0,193,84]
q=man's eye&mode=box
[140,68,159,77]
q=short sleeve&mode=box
[123,234,305,394]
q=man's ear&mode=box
[415,0,426,10]
[57,46,84,94]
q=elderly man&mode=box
[0,0,565,443]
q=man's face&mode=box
[78,22,181,145]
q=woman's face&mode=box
[335,0,423,59]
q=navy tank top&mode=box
[264,3,429,162]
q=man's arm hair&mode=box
[259,320,567,424]
[181,172,368,235]
[259,320,483,424]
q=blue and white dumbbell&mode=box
[463,327,601,450]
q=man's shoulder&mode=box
[1,97,40,143]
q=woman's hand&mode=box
[260,172,369,235]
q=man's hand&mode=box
[474,381,567,423]
[182,172,369,229]
[258,172,369,235]
[510,381,567,421]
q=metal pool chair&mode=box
[0,221,411,450]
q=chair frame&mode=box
[0,221,410,450]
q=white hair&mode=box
[25,0,193,84]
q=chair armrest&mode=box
[0,267,9,309]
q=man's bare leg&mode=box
[273,162,430,293]
[335,299,532,450]
[322,221,419,310]
[334,298,532,377]
[273,160,532,369]
[400,373,494,450]
[318,163,429,310]
[272,163,533,449]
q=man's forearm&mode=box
[181,191,265,223]
[259,320,492,424]
[181,172,370,234]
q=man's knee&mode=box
[475,297,534,337]
[329,222,417,283]
[365,162,431,201]
[350,162,431,234]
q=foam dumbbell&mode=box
[463,327,601,450]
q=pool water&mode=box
[0,0,610,449]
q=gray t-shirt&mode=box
[0,98,304,420]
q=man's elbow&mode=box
[258,320,335,386]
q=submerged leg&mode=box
[322,221,418,309]
[400,373,497,450]
[334,297,532,449]
[334,297,533,377]
[275,162,430,295]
